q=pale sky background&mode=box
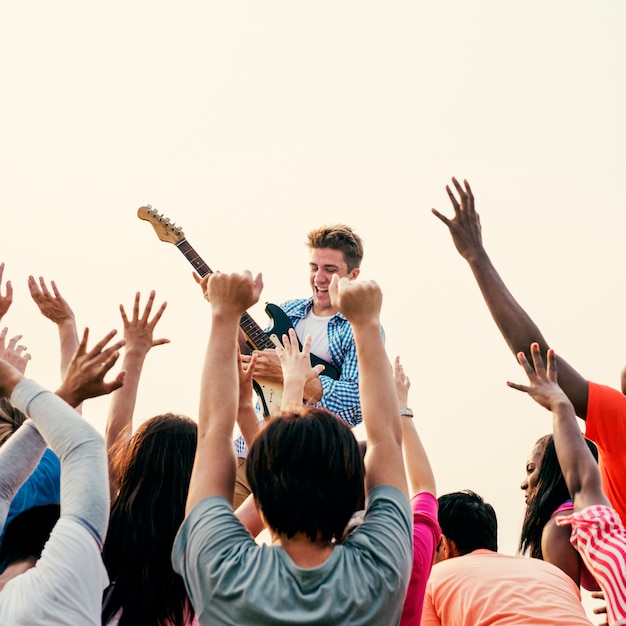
[1,1,625,619]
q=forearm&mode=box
[354,322,406,495]
[552,404,608,510]
[467,253,589,416]
[282,374,307,411]
[401,418,436,496]
[11,380,109,545]
[57,318,79,379]
[237,401,262,450]
[105,352,145,451]
[467,252,547,354]
[186,314,240,511]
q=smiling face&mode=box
[309,247,359,316]
[520,440,546,504]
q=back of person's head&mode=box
[0,503,60,573]
[438,490,498,554]
[103,413,197,626]
[0,398,26,447]
[519,433,598,558]
[247,406,365,543]
[306,225,364,272]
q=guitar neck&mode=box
[175,238,275,351]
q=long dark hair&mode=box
[519,433,598,559]
[102,413,197,626]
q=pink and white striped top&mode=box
[556,504,626,626]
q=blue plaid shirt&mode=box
[235,297,366,456]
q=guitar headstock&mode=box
[137,205,185,245]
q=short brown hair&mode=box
[306,225,364,272]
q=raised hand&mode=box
[328,274,382,327]
[28,276,75,326]
[119,291,169,356]
[393,356,410,409]
[56,328,126,407]
[432,177,485,262]
[0,327,31,374]
[0,263,13,321]
[277,329,325,385]
[203,271,263,317]
[507,343,571,412]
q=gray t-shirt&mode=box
[172,485,412,626]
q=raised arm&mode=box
[0,264,13,322]
[105,291,168,493]
[0,333,40,528]
[508,344,608,512]
[1,329,125,547]
[28,276,79,380]
[235,352,262,450]
[329,275,408,496]
[394,357,435,496]
[185,271,263,515]
[433,178,589,418]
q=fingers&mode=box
[103,370,126,395]
[529,343,547,378]
[445,184,461,215]
[506,380,531,393]
[85,329,120,360]
[119,303,129,326]
[148,299,167,328]
[50,280,62,298]
[6,334,23,352]
[132,291,141,320]
[431,208,452,227]
[38,276,52,298]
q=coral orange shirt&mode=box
[585,382,626,523]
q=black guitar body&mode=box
[259,303,341,380]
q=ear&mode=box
[436,535,459,562]
[348,267,360,281]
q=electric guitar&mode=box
[137,205,340,417]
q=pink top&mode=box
[556,505,626,625]
[399,492,440,625]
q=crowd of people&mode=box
[0,179,624,624]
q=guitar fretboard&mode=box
[176,238,274,351]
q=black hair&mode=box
[438,490,498,554]
[0,503,60,573]
[519,433,599,558]
[247,406,365,543]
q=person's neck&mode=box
[311,305,337,317]
[272,531,334,568]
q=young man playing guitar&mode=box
[233,224,366,508]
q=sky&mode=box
[1,2,625,619]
